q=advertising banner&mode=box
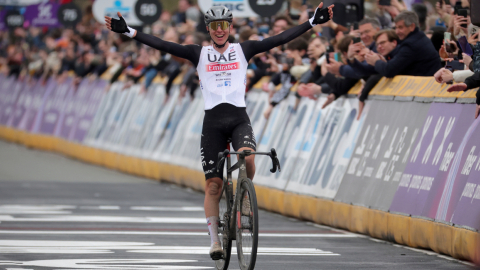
[335,100,430,209]
[199,0,285,18]
[270,97,316,190]
[287,97,365,199]
[152,90,192,162]
[84,82,122,146]
[24,2,61,27]
[253,95,294,188]
[31,79,57,133]
[389,103,465,216]
[58,79,91,139]
[245,90,268,145]
[0,10,7,31]
[95,83,132,148]
[451,117,480,230]
[17,80,45,131]
[10,80,34,128]
[120,85,157,151]
[418,104,476,220]
[432,112,480,224]
[93,0,143,26]
[168,93,204,169]
[38,78,73,135]
[0,78,24,126]
[71,80,107,142]
[137,84,167,156]
[143,87,179,155]
[54,80,76,138]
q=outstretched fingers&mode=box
[328,4,334,19]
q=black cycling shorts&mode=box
[201,103,256,180]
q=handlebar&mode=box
[216,148,281,174]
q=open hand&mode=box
[105,12,136,37]
[309,2,334,25]
[446,82,467,92]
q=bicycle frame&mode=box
[218,149,281,240]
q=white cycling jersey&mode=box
[196,43,248,110]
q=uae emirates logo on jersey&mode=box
[206,61,240,72]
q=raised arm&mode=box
[105,12,201,66]
[241,3,334,62]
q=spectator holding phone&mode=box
[365,11,442,77]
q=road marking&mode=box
[0,259,212,269]
[0,215,206,224]
[79,206,120,210]
[130,206,204,211]
[0,205,74,214]
[0,230,358,238]
[0,240,340,256]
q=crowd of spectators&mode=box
[1,0,479,118]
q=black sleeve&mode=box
[359,74,383,102]
[465,72,480,91]
[134,32,202,67]
[240,21,312,62]
[324,72,359,99]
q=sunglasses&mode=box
[209,21,230,31]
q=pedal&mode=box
[210,251,224,260]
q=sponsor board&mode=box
[71,80,107,142]
[143,87,179,156]
[288,97,364,199]
[0,78,25,126]
[253,95,293,188]
[24,2,61,27]
[389,103,465,216]
[93,0,142,26]
[335,100,430,209]
[38,78,73,135]
[273,97,316,189]
[198,0,258,18]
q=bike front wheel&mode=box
[215,180,233,270]
[236,178,259,270]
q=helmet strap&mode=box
[212,39,228,48]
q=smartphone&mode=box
[326,45,334,64]
[353,22,359,30]
[457,9,468,28]
[447,60,465,70]
[334,52,342,62]
[353,37,362,43]
[379,0,391,6]
[444,32,451,45]
[458,35,473,56]
[454,0,462,14]
[438,0,443,8]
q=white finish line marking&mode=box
[0,259,212,269]
[0,240,340,256]
[130,206,204,211]
[0,215,206,224]
[0,230,358,238]
[0,205,75,215]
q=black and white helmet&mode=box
[204,6,233,26]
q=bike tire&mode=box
[236,178,259,270]
[215,180,233,270]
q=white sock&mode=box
[207,216,220,245]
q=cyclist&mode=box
[104,4,334,260]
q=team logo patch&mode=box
[206,62,240,72]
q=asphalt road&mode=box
[0,140,473,270]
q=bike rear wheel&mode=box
[236,178,259,270]
[215,180,233,270]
